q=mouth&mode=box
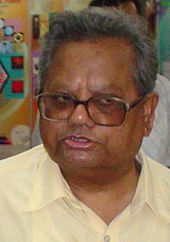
[64,135,94,149]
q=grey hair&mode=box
[39,7,157,95]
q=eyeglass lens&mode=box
[39,94,127,126]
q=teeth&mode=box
[70,136,90,142]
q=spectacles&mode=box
[37,92,146,127]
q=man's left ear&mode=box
[143,92,159,137]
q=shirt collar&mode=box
[24,149,67,212]
[130,150,170,223]
[24,147,170,223]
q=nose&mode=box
[68,104,95,128]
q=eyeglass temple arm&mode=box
[126,94,147,111]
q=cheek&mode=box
[39,119,64,151]
[123,111,145,151]
[105,112,144,157]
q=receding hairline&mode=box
[43,36,137,96]
[39,8,157,95]
[45,35,137,74]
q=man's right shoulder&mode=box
[0,144,46,174]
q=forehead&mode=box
[46,37,137,98]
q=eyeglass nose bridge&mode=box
[72,98,92,118]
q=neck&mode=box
[61,159,141,192]
[61,159,141,224]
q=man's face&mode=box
[40,38,157,174]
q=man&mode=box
[0,8,170,242]
[89,0,170,167]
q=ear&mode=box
[143,92,159,137]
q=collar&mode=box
[24,147,67,212]
[130,150,170,223]
[24,146,170,223]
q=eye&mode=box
[91,96,125,114]
[55,94,71,104]
[94,97,117,106]
[45,93,74,110]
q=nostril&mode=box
[68,105,95,128]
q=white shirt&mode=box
[0,144,170,242]
[142,74,170,166]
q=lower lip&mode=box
[64,138,94,149]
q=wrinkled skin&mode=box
[40,38,158,182]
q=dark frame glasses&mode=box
[37,92,146,127]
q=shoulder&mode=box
[147,156,170,176]
[0,144,47,174]
[141,153,170,222]
[0,145,48,209]
[141,152,170,186]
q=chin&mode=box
[55,148,104,169]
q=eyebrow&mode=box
[87,84,124,98]
[46,80,124,98]
[46,80,70,91]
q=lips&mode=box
[64,135,94,149]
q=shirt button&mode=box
[104,235,110,242]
